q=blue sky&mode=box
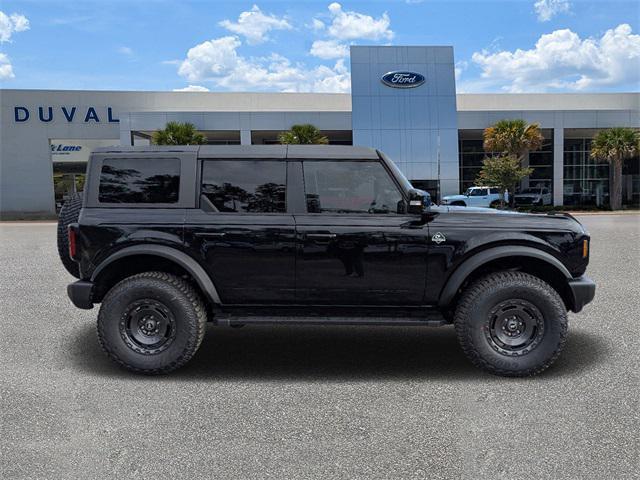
[0,0,638,93]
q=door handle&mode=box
[195,232,226,238]
[306,233,337,240]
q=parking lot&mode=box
[1,214,638,479]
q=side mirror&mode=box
[407,189,431,214]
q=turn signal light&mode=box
[582,239,589,258]
[68,225,77,260]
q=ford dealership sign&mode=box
[381,71,425,88]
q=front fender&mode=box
[438,245,572,307]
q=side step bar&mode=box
[214,314,447,327]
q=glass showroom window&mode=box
[528,134,554,190]
[458,130,553,194]
[563,138,609,207]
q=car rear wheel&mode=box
[454,271,568,377]
[97,272,207,374]
[489,200,501,208]
[56,192,83,278]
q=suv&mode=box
[60,146,595,376]
[441,186,507,208]
[514,187,553,206]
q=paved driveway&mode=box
[1,215,638,479]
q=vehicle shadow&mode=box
[70,322,609,382]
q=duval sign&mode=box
[381,71,425,88]
[14,106,119,123]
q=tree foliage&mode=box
[278,124,329,145]
[152,121,206,145]
[483,119,544,162]
[590,127,640,210]
[476,156,533,208]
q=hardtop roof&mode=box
[92,145,380,160]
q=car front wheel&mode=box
[454,271,568,376]
[97,271,207,374]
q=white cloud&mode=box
[178,36,243,82]
[323,3,393,41]
[118,46,133,56]
[0,52,14,79]
[219,4,291,45]
[0,11,30,43]
[310,18,325,31]
[454,60,468,81]
[177,36,350,93]
[534,0,571,22]
[310,39,349,59]
[173,85,210,92]
[471,24,640,92]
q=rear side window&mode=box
[303,160,403,214]
[490,188,500,194]
[99,158,180,204]
[201,160,286,213]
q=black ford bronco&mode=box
[60,145,595,376]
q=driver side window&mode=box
[302,160,404,214]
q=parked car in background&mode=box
[515,187,552,206]
[441,186,507,208]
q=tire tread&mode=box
[454,271,568,377]
[97,271,207,375]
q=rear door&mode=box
[293,159,429,305]
[184,158,295,304]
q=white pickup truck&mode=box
[441,186,507,208]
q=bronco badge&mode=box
[431,232,446,244]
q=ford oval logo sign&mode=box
[381,71,425,89]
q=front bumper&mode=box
[567,275,596,313]
[67,280,94,309]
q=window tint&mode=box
[201,160,286,213]
[99,158,180,204]
[468,188,486,196]
[303,161,403,214]
[490,188,500,194]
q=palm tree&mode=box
[152,121,206,145]
[482,119,544,207]
[590,127,640,210]
[278,124,329,145]
[483,119,544,162]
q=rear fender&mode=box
[91,244,221,304]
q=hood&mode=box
[442,194,466,201]
[430,205,585,233]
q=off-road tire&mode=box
[56,192,83,278]
[97,272,207,375]
[454,271,568,377]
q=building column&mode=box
[553,127,564,206]
[240,129,251,145]
[119,114,133,146]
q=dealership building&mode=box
[1,45,638,217]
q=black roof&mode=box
[92,145,380,160]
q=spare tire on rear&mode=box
[57,192,83,278]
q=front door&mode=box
[295,160,429,305]
[184,159,295,304]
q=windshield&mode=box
[519,188,540,194]
[466,188,486,196]
[378,151,413,193]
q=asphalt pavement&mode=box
[1,215,638,479]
